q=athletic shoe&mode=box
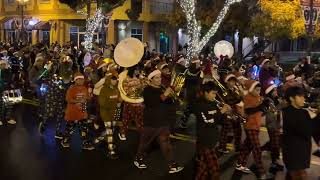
[259,172,274,180]
[217,148,230,154]
[54,132,64,140]
[270,162,284,171]
[7,119,16,125]
[61,140,70,148]
[118,133,127,141]
[82,143,95,151]
[0,121,3,126]
[235,164,252,174]
[38,122,45,136]
[107,152,119,160]
[169,164,184,174]
[134,158,147,169]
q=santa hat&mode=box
[265,83,277,94]
[234,72,248,81]
[74,72,85,81]
[157,62,168,70]
[244,80,260,92]
[0,60,8,65]
[144,60,151,67]
[177,57,185,64]
[97,61,107,69]
[148,70,161,80]
[260,59,270,67]
[285,71,295,81]
[224,73,237,83]
[92,54,100,61]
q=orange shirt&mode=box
[244,93,263,130]
[64,85,89,121]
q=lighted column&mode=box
[107,20,115,45]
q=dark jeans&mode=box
[136,127,175,165]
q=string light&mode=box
[84,8,105,50]
[178,0,242,66]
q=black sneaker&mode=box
[169,163,184,174]
[38,122,45,136]
[82,143,95,151]
[107,152,119,160]
[313,149,320,158]
[134,158,147,169]
[61,140,70,148]
[270,162,284,171]
[55,132,63,140]
[217,148,230,154]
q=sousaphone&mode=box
[115,37,145,103]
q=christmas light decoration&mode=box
[84,8,105,50]
[178,0,242,66]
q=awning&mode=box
[34,21,50,30]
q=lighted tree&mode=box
[59,0,126,50]
[249,0,306,40]
[177,0,243,65]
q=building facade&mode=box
[0,0,177,53]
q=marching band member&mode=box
[61,72,94,150]
[179,57,203,129]
[263,83,284,171]
[235,80,274,180]
[134,70,184,173]
[194,81,231,180]
[118,66,145,140]
[217,73,243,153]
[282,86,318,180]
[0,59,16,125]
[98,75,121,159]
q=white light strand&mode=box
[178,0,242,66]
[84,8,105,50]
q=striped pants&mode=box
[237,129,266,175]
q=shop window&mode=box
[131,28,143,41]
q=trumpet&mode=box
[211,73,228,96]
[214,98,247,124]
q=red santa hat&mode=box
[285,71,295,81]
[148,70,161,80]
[74,72,85,81]
[224,73,237,83]
[97,60,107,69]
[260,59,270,67]
[264,83,277,94]
[234,71,248,81]
[244,80,260,92]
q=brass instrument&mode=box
[211,72,228,96]
[215,94,247,124]
[170,69,187,98]
[161,85,184,105]
[115,38,145,104]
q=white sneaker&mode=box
[7,119,16,125]
[235,164,252,174]
[118,133,127,141]
[0,121,3,126]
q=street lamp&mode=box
[17,0,29,43]
[300,0,320,57]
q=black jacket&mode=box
[194,98,223,148]
[282,105,313,171]
[143,86,175,128]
